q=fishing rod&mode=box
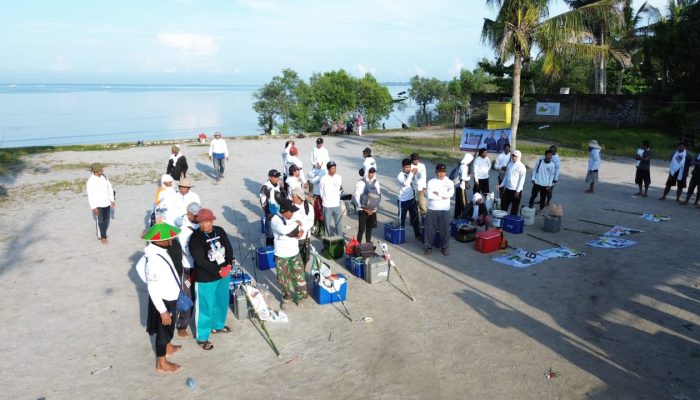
[563,227,598,236]
[602,208,641,215]
[526,233,561,247]
[578,219,614,228]
[380,242,416,302]
[243,287,281,358]
[311,245,352,322]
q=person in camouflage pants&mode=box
[275,254,307,303]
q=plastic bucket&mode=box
[492,210,508,228]
[521,207,536,226]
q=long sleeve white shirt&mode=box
[208,138,229,158]
[397,171,416,201]
[178,225,197,269]
[292,201,315,240]
[495,152,511,170]
[320,174,342,208]
[285,176,303,199]
[363,157,377,178]
[311,147,330,170]
[271,214,301,257]
[171,191,201,225]
[414,162,427,191]
[354,178,382,210]
[531,158,557,187]
[426,177,454,210]
[473,156,492,180]
[87,174,115,209]
[307,168,326,196]
[502,161,527,192]
[145,244,181,313]
[588,149,601,171]
[551,154,561,181]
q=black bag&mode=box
[357,242,375,258]
[456,224,477,243]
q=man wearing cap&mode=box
[498,150,527,215]
[87,162,115,244]
[171,178,200,226]
[311,137,330,171]
[166,144,188,181]
[142,223,185,373]
[362,147,377,179]
[320,161,343,237]
[528,149,557,212]
[174,202,201,338]
[208,132,229,181]
[285,164,306,199]
[411,153,428,215]
[355,167,382,243]
[260,169,285,246]
[425,164,455,256]
[291,187,314,268]
[272,199,308,308]
[397,159,422,239]
[585,140,602,193]
[188,208,234,350]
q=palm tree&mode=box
[482,0,625,148]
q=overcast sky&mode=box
[0,0,669,84]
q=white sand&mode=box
[0,131,698,399]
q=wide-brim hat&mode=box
[588,140,601,149]
[90,162,103,172]
[178,178,193,188]
[143,223,181,241]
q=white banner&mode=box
[603,226,643,237]
[536,247,585,259]
[536,102,560,116]
[493,248,548,268]
[586,237,637,249]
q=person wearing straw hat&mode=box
[271,198,308,309]
[86,162,115,244]
[585,140,601,194]
[188,208,234,350]
[171,178,200,227]
[208,132,229,181]
[291,187,314,268]
[142,223,185,373]
[166,144,188,181]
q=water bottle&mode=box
[186,377,197,390]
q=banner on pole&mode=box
[461,128,512,153]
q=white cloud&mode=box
[50,56,72,71]
[354,64,376,76]
[157,33,218,56]
[449,58,464,77]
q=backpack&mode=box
[449,164,461,186]
[360,178,381,210]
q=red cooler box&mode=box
[475,230,503,254]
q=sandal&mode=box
[211,326,232,334]
[197,340,214,350]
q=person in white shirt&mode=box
[411,153,428,215]
[362,147,377,179]
[455,153,474,219]
[497,150,527,215]
[271,198,307,308]
[153,174,177,226]
[170,178,201,227]
[528,150,557,211]
[397,159,421,239]
[660,142,691,201]
[546,145,561,205]
[306,166,327,236]
[494,144,512,197]
[86,162,115,244]
[285,165,306,199]
[473,148,492,194]
[425,163,455,256]
[208,132,229,181]
[310,137,330,171]
[585,140,602,194]
[354,167,381,243]
[282,140,305,180]
[319,161,343,237]
[142,223,186,373]
[174,202,200,338]
[291,187,314,267]
[260,169,285,246]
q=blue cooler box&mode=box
[313,273,348,305]
[384,223,406,244]
[450,219,470,237]
[229,272,252,304]
[350,257,366,279]
[256,246,276,270]
[503,215,524,234]
[344,254,353,269]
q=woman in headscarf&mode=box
[152,174,177,225]
[454,152,474,219]
[465,193,492,230]
[166,144,188,181]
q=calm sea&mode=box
[0,83,415,148]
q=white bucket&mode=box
[521,207,536,226]
[492,210,508,228]
[484,192,495,213]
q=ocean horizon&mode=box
[0,83,415,148]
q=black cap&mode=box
[368,167,376,174]
[268,169,281,177]
[316,137,323,144]
[363,147,371,155]
[289,165,299,174]
[279,198,299,213]
[326,161,336,169]
[358,168,365,177]
[402,158,411,166]
[410,153,420,161]
[436,163,447,171]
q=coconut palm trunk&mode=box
[511,53,522,149]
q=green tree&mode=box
[356,73,393,129]
[252,68,303,134]
[408,76,447,114]
[482,0,623,148]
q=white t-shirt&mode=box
[271,214,301,258]
[473,156,492,180]
[426,177,455,211]
[320,173,342,208]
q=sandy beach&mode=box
[0,131,698,400]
